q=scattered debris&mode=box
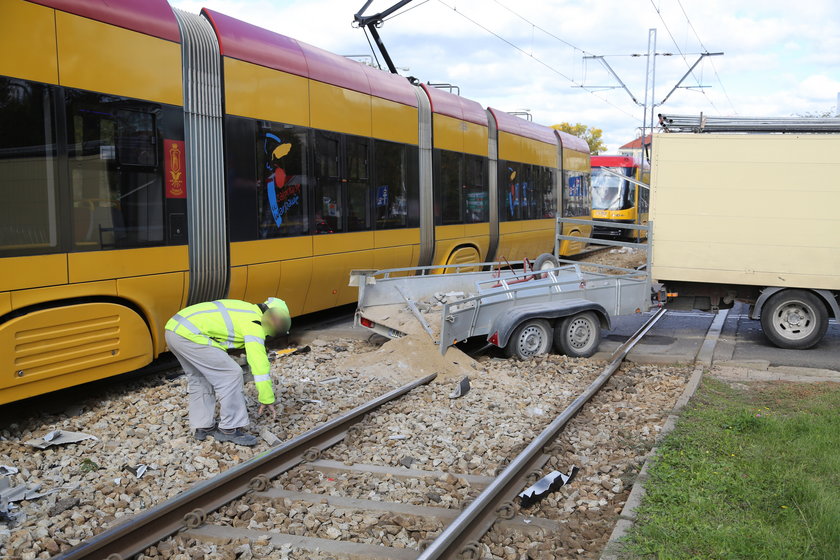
[518,466,580,508]
[0,477,51,504]
[122,464,150,479]
[0,466,17,476]
[448,376,471,399]
[25,430,97,449]
[260,429,282,446]
[319,376,342,384]
[387,434,409,440]
[301,399,323,405]
[47,497,80,517]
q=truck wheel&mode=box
[555,312,601,358]
[534,253,559,272]
[505,319,553,360]
[760,289,828,349]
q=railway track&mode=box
[54,309,667,560]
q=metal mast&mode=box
[640,28,656,162]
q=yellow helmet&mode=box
[262,297,291,335]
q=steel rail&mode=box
[53,373,437,560]
[417,308,668,559]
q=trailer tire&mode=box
[505,319,553,360]
[534,253,559,273]
[555,311,601,358]
[760,289,827,349]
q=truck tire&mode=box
[555,311,601,358]
[505,319,553,360]
[760,289,828,349]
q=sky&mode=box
[171,0,840,151]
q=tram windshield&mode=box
[591,166,633,211]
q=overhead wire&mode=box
[383,0,431,22]
[490,0,595,56]
[675,0,738,114]
[648,0,721,115]
[435,0,640,120]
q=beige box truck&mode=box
[650,132,840,349]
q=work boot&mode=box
[213,427,257,447]
[194,424,217,442]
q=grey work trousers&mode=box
[165,330,249,430]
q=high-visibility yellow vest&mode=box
[165,299,275,404]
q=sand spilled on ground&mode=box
[332,334,478,383]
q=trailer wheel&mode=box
[534,253,559,272]
[760,289,827,349]
[555,311,601,358]
[505,319,553,360]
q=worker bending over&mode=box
[164,297,291,446]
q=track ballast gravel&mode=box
[1,335,690,560]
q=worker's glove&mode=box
[257,404,277,420]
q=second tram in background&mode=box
[590,155,649,240]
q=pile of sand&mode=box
[361,303,444,339]
[578,246,647,275]
[332,334,478,383]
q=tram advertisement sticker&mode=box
[165,139,187,199]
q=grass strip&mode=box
[624,377,840,559]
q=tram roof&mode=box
[30,0,181,43]
[421,84,489,127]
[202,8,418,108]
[488,108,557,146]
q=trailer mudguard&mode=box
[751,287,840,321]
[488,298,611,348]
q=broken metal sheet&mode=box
[25,430,98,449]
[518,466,579,508]
[448,376,471,399]
[0,466,18,476]
[122,464,152,479]
[0,477,51,504]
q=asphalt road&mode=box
[593,303,839,373]
[593,309,716,365]
[714,302,840,372]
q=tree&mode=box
[795,107,839,118]
[550,122,607,155]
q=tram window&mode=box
[0,78,58,254]
[499,161,521,221]
[542,168,557,218]
[435,150,463,225]
[258,124,309,239]
[523,164,543,220]
[346,136,371,232]
[464,155,488,223]
[374,140,412,229]
[66,90,164,250]
[562,171,591,218]
[314,132,342,234]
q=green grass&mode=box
[624,378,840,560]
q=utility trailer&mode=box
[651,115,840,349]
[351,220,656,359]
